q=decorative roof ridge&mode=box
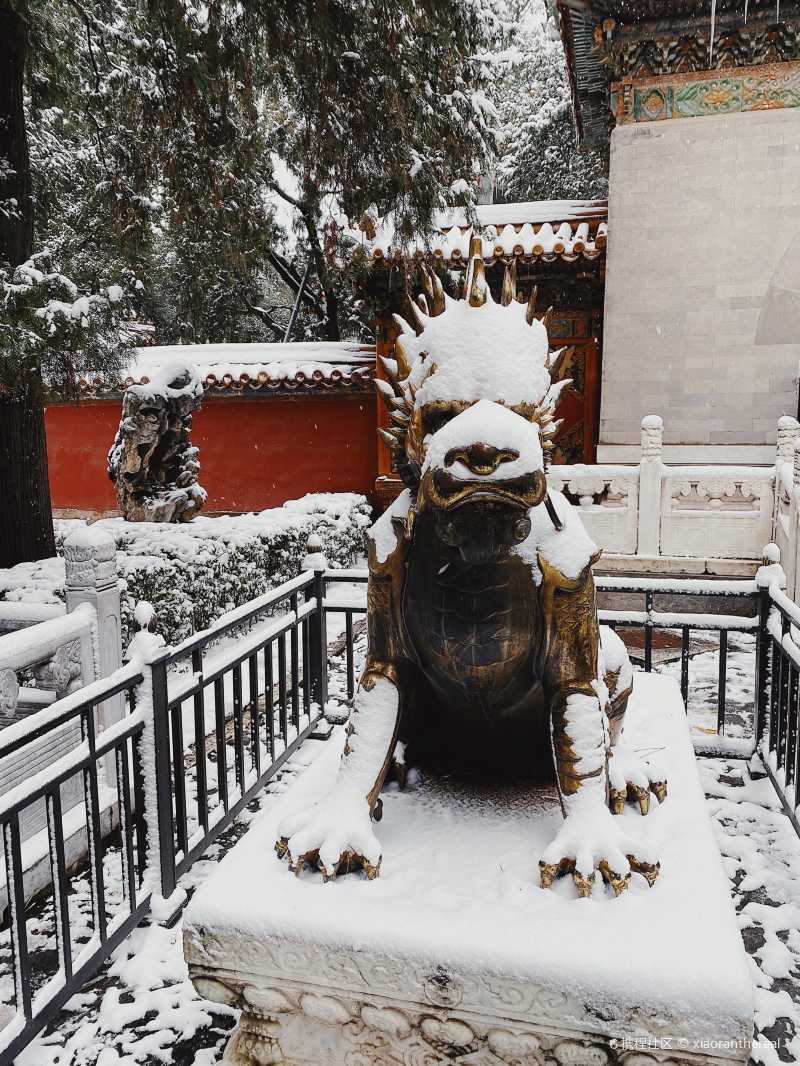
[71,362,376,399]
[358,218,607,268]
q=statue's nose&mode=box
[444,441,519,476]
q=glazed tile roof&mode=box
[75,341,375,398]
[348,200,608,267]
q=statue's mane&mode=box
[375,237,575,489]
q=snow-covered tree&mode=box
[1,0,502,565]
[493,0,608,204]
[260,0,498,338]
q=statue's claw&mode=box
[628,854,660,887]
[538,859,562,890]
[289,850,317,877]
[608,744,667,816]
[573,869,595,898]
[275,791,382,882]
[539,803,659,897]
[363,858,382,880]
[598,861,630,896]
[538,858,595,896]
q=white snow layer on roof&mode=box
[401,298,551,407]
[184,673,753,1047]
[346,200,607,260]
[125,341,373,382]
[422,400,544,479]
[127,360,204,402]
[437,198,606,228]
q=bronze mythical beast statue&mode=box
[277,245,666,896]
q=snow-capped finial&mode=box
[302,533,328,572]
[501,259,517,307]
[125,600,166,663]
[463,234,489,308]
[134,600,155,630]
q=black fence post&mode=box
[753,585,772,774]
[307,566,328,714]
[149,651,177,899]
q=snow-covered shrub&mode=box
[1,494,371,647]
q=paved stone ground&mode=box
[702,756,800,1066]
[4,750,798,1066]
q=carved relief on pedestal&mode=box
[189,962,733,1066]
[208,978,719,1066]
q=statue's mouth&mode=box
[416,469,545,563]
[425,467,547,513]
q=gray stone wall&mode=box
[601,107,800,451]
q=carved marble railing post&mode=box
[638,415,663,556]
[776,415,800,464]
[64,527,124,738]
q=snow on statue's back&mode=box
[272,239,672,899]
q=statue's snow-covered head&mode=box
[376,243,571,561]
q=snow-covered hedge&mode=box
[0,494,372,647]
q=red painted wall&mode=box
[45,396,378,516]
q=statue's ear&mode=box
[538,547,602,592]
[529,470,547,508]
[537,553,584,593]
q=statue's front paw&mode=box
[539,803,659,897]
[608,743,668,815]
[275,790,382,881]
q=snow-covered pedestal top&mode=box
[184,674,753,1066]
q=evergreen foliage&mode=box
[493,0,608,204]
[2,0,499,368]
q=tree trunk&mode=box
[0,1,33,266]
[300,206,341,342]
[0,0,56,566]
[0,378,56,567]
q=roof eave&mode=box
[554,0,613,150]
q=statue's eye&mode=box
[425,409,453,435]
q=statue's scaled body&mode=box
[277,246,667,896]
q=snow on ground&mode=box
[657,632,756,740]
[184,674,753,1045]
[3,628,795,1066]
[703,757,800,1066]
[2,629,369,1066]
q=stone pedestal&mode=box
[184,674,753,1066]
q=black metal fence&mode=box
[0,564,783,1063]
[759,579,800,834]
[0,663,146,1064]
[596,576,763,737]
[152,568,329,897]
